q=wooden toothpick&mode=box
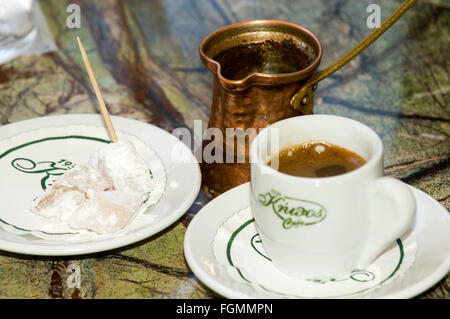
[77,36,119,143]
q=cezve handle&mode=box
[291,0,417,114]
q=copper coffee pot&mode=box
[199,0,416,194]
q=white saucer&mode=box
[184,183,450,298]
[0,114,201,256]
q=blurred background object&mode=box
[0,0,56,64]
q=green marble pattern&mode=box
[0,0,448,298]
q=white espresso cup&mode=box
[249,115,416,280]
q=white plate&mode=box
[0,114,201,256]
[184,183,450,298]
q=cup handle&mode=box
[355,176,416,269]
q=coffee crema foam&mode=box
[268,141,366,178]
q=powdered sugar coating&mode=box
[32,141,161,234]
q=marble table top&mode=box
[0,0,448,298]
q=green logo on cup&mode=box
[258,189,327,229]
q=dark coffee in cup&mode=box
[268,141,366,178]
